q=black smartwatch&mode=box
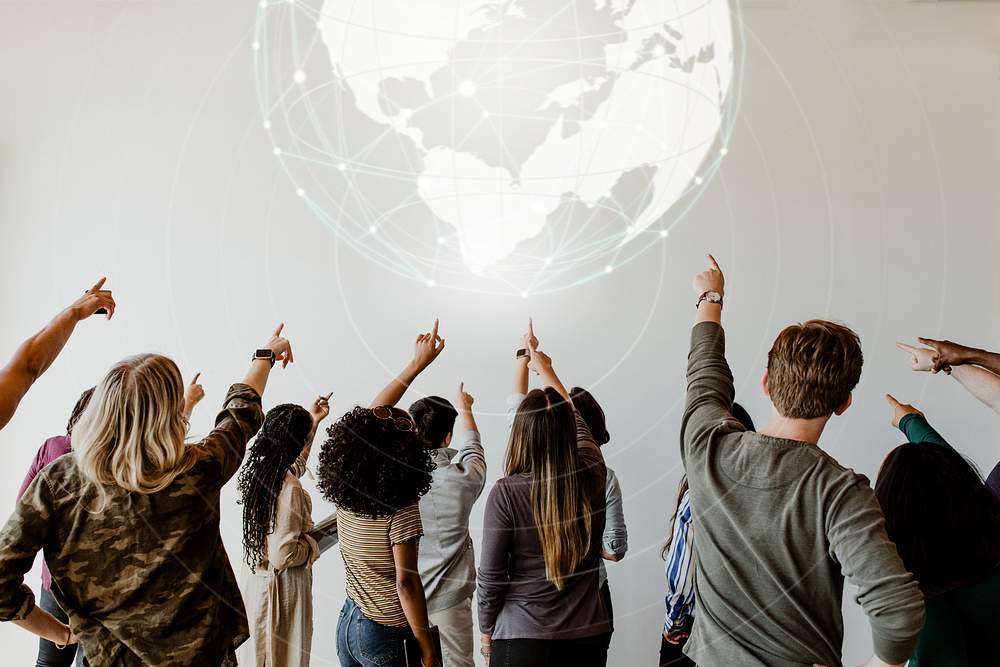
[252,348,276,367]
[696,291,723,309]
[516,348,529,360]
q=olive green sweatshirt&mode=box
[680,322,924,666]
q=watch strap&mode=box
[253,348,276,367]
[696,291,723,310]
[516,348,529,359]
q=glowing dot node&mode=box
[369,225,377,234]
[626,225,634,234]
[481,110,490,119]
[694,176,704,185]
[653,44,666,57]
[426,279,436,288]
[258,1,266,8]
[272,147,282,155]
[295,188,304,197]
[458,80,477,97]
[660,229,669,238]
[437,237,446,245]
[719,147,729,156]
[604,265,614,273]
[262,120,272,129]
[316,21,323,29]
[337,162,347,171]
[293,69,307,84]
[544,256,553,265]
[252,42,261,51]
[520,291,529,299]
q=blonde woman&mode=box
[477,324,609,666]
[0,324,293,666]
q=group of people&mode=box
[0,260,997,667]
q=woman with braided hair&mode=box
[237,393,332,667]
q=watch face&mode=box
[707,291,722,302]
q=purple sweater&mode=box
[16,435,72,591]
[477,412,610,640]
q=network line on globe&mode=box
[253,0,743,296]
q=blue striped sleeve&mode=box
[664,490,696,632]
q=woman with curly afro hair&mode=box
[236,393,332,667]
[318,321,443,667]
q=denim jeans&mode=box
[489,634,609,667]
[36,588,79,667]
[336,598,415,667]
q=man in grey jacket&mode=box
[680,255,924,667]
[410,387,486,667]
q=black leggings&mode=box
[490,634,609,667]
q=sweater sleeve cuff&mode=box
[872,630,919,665]
[897,412,923,438]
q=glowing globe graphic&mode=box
[254,0,740,295]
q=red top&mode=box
[17,435,72,590]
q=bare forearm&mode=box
[965,348,1000,376]
[460,411,478,432]
[397,577,435,656]
[13,605,73,645]
[538,366,570,402]
[242,359,273,397]
[513,358,529,394]
[371,361,423,408]
[950,365,1000,413]
[694,301,722,326]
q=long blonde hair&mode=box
[506,387,594,590]
[73,354,194,504]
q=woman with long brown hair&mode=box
[477,322,609,666]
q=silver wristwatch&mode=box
[696,290,723,309]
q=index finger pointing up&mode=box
[191,372,202,385]
[707,254,720,271]
[528,317,535,339]
[431,318,439,339]
[273,322,285,338]
[90,277,107,292]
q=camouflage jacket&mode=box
[0,384,264,666]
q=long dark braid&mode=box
[237,403,314,569]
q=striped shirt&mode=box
[337,504,423,626]
[664,489,696,633]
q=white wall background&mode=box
[1,0,999,665]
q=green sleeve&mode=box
[898,413,952,451]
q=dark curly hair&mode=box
[236,403,314,569]
[317,406,435,518]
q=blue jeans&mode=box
[36,588,79,667]
[336,598,415,667]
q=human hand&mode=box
[183,373,205,418]
[917,337,972,373]
[420,642,441,667]
[70,277,116,321]
[885,394,923,429]
[456,382,474,413]
[309,392,332,424]
[480,633,492,662]
[692,254,724,297]
[521,318,538,354]
[663,629,689,645]
[412,319,445,370]
[525,330,553,376]
[895,342,937,373]
[264,323,294,368]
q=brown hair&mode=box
[506,388,599,590]
[766,320,862,419]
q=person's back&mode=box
[876,401,1000,666]
[21,423,255,665]
[680,256,924,667]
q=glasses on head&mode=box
[371,405,415,432]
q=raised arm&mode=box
[896,340,1000,413]
[182,372,205,421]
[949,365,1000,414]
[885,394,952,451]
[681,255,735,462]
[0,278,115,432]
[242,323,294,397]
[303,392,332,460]
[512,320,534,395]
[918,337,1000,376]
[524,324,570,403]
[370,319,444,408]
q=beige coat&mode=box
[238,456,319,667]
